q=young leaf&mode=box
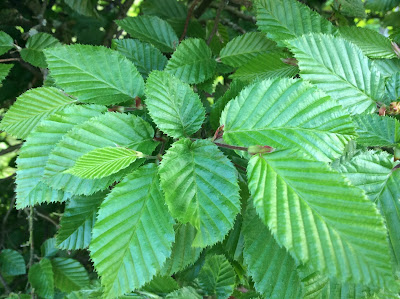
[56,192,106,250]
[221,78,356,162]
[116,16,178,53]
[64,0,98,17]
[0,63,13,84]
[247,149,395,290]
[198,255,236,299]
[0,31,13,55]
[159,139,241,247]
[286,33,385,115]
[66,147,140,179]
[220,32,277,67]
[51,258,90,292]
[28,259,54,299]
[15,105,106,209]
[256,0,337,42]
[165,38,216,84]
[44,45,144,105]
[43,112,157,195]
[0,249,26,276]
[90,164,174,297]
[20,33,61,68]
[0,87,75,139]
[145,71,205,138]
[112,38,167,78]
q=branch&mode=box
[27,208,34,269]
[193,0,213,18]
[0,58,20,63]
[0,144,22,156]
[35,211,60,229]
[207,0,227,45]
[0,273,11,295]
[220,18,246,34]
[1,196,16,249]
[180,0,202,42]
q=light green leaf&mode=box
[159,139,241,247]
[243,205,302,298]
[0,31,13,55]
[165,38,216,84]
[64,0,98,17]
[166,287,202,299]
[51,258,89,292]
[20,33,61,68]
[0,87,75,139]
[256,0,337,42]
[353,114,400,147]
[333,0,366,18]
[112,38,167,78]
[198,255,235,299]
[43,112,157,195]
[116,16,178,53]
[365,0,400,12]
[286,33,386,115]
[145,71,205,138]
[90,164,174,297]
[385,72,400,102]
[339,27,396,59]
[44,45,144,105]
[247,149,395,289]
[65,288,103,299]
[230,51,299,82]
[220,32,277,67]
[373,59,400,77]
[221,78,356,162]
[0,63,13,84]
[56,192,105,250]
[0,249,26,276]
[66,146,140,179]
[29,258,54,299]
[15,105,106,209]
[141,0,187,19]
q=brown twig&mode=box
[27,208,34,269]
[1,196,16,249]
[180,0,202,42]
[0,273,11,294]
[207,0,227,45]
[220,18,246,34]
[214,141,248,151]
[0,143,22,156]
[102,0,134,46]
[0,58,20,63]
[36,211,60,229]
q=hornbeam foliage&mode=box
[1,0,400,297]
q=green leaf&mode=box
[161,224,203,276]
[65,288,103,299]
[385,72,400,102]
[41,238,58,258]
[90,164,174,297]
[141,0,187,19]
[333,0,366,18]
[373,59,400,77]
[166,287,202,299]
[159,139,241,247]
[221,78,356,162]
[256,0,337,42]
[339,27,397,59]
[56,192,105,250]
[220,32,277,67]
[365,0,400,12]
[29,258,54,299]
[0,63,13,84]
[43,112,157,195]
[247,149,395,289]
[230,51,299,82]
[0,31,13,55]
[20,33,61,68]
[44,45,144,105]
[51,258,89,292]
[15,105,106,209]
[112,38,167,79]
[0,249,26,276]
[66,146,140,179]
[0,87,75,139]
[142,275,179,295]
[198,255,235,299]
[353,114,400,147]
[165,38,216,84]
[64,0,98,17]
[145,71,205,138]
[243,205,302,298]
[286,33,386,115]
[116,16,178,53]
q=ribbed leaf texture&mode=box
[159,139,241,247]
[0,87,74,139]
[44,45,144,105]
[28,258,54,299]
[145,71,205,138]
[116,16,178,53]
[41,238,58,258]
[20,33,61,68]
[112,39,167,78]
[385,72,400,102]
[64,0,98,17]
[15,105,106,209]
[0,63,13,84]
[90,164,174,297]
[333,0,366,18]
[0,31,13,55]
[56,192,105,250]
[339,27,397,59]
[353,114,399,147]
[243,205,302,298]
[141,0,187,19]
[220,78,356,162]
[0,249,26,276]
[43,112,157,195]
[51,258,90,292]
[142,275,179,295]
[65,289,103,299]
[373,59,400,77]
[161,224,202,276]
[165,38,216,84]
[166,287,202,299]
[286,33,385,115]
[365,0,400,12]
[220,32,277,67]
[230,51,299,82]
[198,255,236,299]
[256,0,337,42]
[66,146,139,179]
[246,149,395,289]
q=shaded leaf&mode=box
[166,287,202,299]
[51,258,90,292]
[64,0,98,17]
[0,31,13,55]
[365,0,400,12]
[20,33,61,68]
[28,259,54,299]
[0,63,13,84]
[0,249,26,276]
[385,72,400,102]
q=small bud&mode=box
[248,145,275,155]
[388,102,400,115]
